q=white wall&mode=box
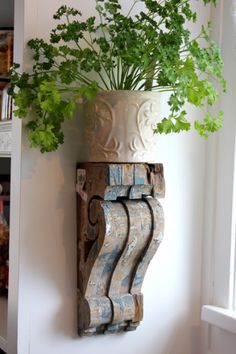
[12,1,210,354]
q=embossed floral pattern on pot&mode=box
[84,91,161,163]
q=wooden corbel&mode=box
[76,163,165,335]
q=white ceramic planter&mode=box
[84,91,161,163]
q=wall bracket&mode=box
[77,163,165,335]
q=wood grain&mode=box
[77,163,164,335]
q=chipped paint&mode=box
[77,163,164,335]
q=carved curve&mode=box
[106,200,153,332]
[130,197,164,294]
[77,163,165,335]
[79,200,129,334]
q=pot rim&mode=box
[94,90,161,96]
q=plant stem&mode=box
[126,0,139,17]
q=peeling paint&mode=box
[77,163,164,335]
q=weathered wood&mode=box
[77,163,165,335]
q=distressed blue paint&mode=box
[99,247,122,277]
[106,324,120,333]
[121,275,130,288]
[129,186,153,199]
[134,176,146,185]
[91,297,111,321]
[108,165,122,186]
[101,304,111,320]
[77,163,165,335]
[141,222,152,231]
[114,297,123,306]
[104,186,120,200]
[102,202,112,214]
[98,246,120,262]
[133,165,146,185]
[132,274,143,287]
[123,295,133,306]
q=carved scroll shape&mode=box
[77,163,165,335]
[78,200,129,335]
[107,200,152,332]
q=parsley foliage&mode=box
[9,0,225,152]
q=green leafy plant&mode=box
[9,0,225,152]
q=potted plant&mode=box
[8,0,225,162]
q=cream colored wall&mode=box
[11,1,209,353]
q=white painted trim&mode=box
[7,118,22,354]
[0,121,12,157]
[6,0,25,352]
[202,305,236,334]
